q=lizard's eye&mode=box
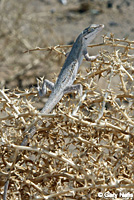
[83,27,95,36]
[88,28,95,33]
[91,28,95,32]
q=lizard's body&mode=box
[24,24,104,142]
[40,24,104,114]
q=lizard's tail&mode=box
[21,118,43,146]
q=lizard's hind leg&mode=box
[37,78,54,97]
[63,84,83,97]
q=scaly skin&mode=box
[22,24,104,145]
[41,24,104,114]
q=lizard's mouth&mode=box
[88,24,104,33]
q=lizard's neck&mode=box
[69,35,84,66]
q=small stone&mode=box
[109,21,118,26]
[107,0,113,8]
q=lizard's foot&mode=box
[37,77,47,97]
[37,78,54,97]
[84,53,100,61]
[75,84,83,99]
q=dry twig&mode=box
[0,36,134,199]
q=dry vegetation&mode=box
[0,35,134,199]
[0,1,134,200]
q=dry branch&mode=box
[0,36,134,199]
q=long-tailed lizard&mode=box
[22,24,104,145]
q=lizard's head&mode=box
[82,24,104,45]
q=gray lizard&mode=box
[23,24,104,144]
[38,24,104,113]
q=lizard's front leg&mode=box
[83,49,99,61]
[63,84,83,97]
[37,78,54,97]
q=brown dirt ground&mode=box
[0,0,134,90]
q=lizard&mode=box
[22,24,104,145]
